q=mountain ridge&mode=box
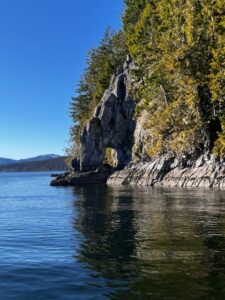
[0,156,69,172]
[0,154,61,166]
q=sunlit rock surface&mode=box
[108,155,225,188]
[51,58,225,188]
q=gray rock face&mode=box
[132,110,151,162]
[51,59,136,187]
[107,155,225,188]
[50,165,112,186]
[51,58,225,189]
[78,60,136,172]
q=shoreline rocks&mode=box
[51,155,225,189]
[51,58,225,189]
[50,165,112,186]
[107,155,225,189]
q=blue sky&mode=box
[0,0,123,159]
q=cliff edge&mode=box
[51,59,225,188]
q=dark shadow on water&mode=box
[72,186,225,299]
[73,186,137,274]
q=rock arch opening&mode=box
[104,148,118,168]
[71,60,136,173]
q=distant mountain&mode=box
[0,154,61,166]
[0,158,17,165]
[19,154,61,163]
[0,156,69,172]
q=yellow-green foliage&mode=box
[69,29,127,152]
[213,118,225,156]
[208,0,225,155]
[104,148,115,166]
[213,131,225,156]
[123,0,225,157]
[69,1,225,159]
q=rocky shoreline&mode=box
[51,154,225,189]
[50,165,111,186]
[107,155,225,189]
[51,58,225,189]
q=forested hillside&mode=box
[0,157,69,172]
[68,0,225,160]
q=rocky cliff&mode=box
[108,155,225,188]
[77,58,135,172]
[51,59,225,188]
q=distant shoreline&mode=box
[0,157,69,173]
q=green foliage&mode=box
[213,131,225,156]
[209,0,225,155]
[213,118,225,156]
[123,0,225,157]
[68,29,127,152]
[68,1,225,159]
[104,148,115,166]
[123,0,149,44]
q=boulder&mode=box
[50,165,112,186]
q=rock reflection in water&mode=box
[72,186,225,299]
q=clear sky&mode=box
[0,0,123,159]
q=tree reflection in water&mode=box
[72,186,225,299]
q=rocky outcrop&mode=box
[51,58,225,189]
[74,57,135,172]
[50,165,112,186]
[108,155,225,188]
[132,110,152,162]
[51,57,136,186]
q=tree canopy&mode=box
[123,0,225,156]
[68,29,127,155]
[68,1,225,158]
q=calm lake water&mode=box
[1,172,225,299]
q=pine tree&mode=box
[68,0,225,159]
[209,0,225,155]
[67,29,127,155]
[123,0,225,157]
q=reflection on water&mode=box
[73,186,225,299]
[0,173,225,299]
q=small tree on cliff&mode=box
[67,29,128,156]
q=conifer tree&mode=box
[68,0,225,159]
[209,0,225,155]
[123,0,225,157]
[68,29,127,155]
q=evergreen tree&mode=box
[209,0,225,155]
[123,0,225,157]
[68,29,127,155]
[68,1,225,159]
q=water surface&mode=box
[0,172,225,299]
